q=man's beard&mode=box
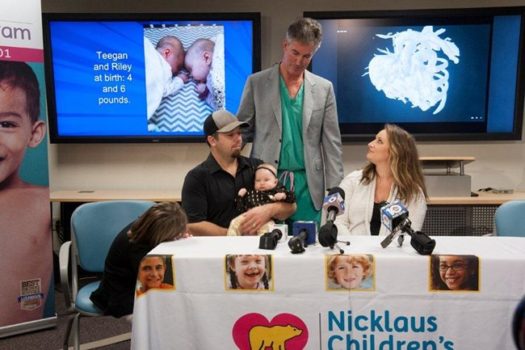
[232,149,241,158]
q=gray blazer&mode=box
[237,65,344,210]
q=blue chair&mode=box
[59,200,155,350]
[494,200,525,237]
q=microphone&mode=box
[321,187,346,225]
[409,230,436,256]
[319,187,350,253]
[289,221,316,254]
[380,200,408,248]
[259,228,283,250]
[380,200,436,255]
[273,223,288,242]
[288,230,306,254]
[318,222,350,254]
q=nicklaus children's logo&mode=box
[232,313,309,350]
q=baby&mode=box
[184,35,225,110]
[144,35,189,121]
[327,254,374,290]
[227,163,295,236]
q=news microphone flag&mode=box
[381,200,408,232]
[321,187,345,225]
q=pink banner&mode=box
[0,46,43,63]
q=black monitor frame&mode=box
[43,12,261,143]
[305,7,525,142]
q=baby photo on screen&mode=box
[326,254,375,291]
[144,24,225,133]
[430,254,479,291]
[225,254,273,291]
[136,254,175,296]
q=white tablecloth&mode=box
[131,236,525,350]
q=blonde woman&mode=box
[335,124,427,236]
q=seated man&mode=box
[181,110,296,236]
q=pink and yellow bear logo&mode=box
[232,313,308,350]
[249,324,302,349]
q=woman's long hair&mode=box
[129,202,187,247]
[362,124,427,203]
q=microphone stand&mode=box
[380,228,399,248]
[332,240,351,254]
[320,221,351,254]
[397,232,405,247]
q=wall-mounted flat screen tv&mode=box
[305,7,525,141]
[43,13,260,143]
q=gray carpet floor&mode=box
[0,287,132,350]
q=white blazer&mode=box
[334,170,427,236]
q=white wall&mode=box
[43,0,525,193]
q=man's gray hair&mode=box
[285,17,323,50]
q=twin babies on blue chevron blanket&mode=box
[145,34,222,120]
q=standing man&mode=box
[237,17,344,225]
[182,110,295,236]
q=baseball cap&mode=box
[203,110,248,136]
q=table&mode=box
[419,156,475,176]
[131,236,525,349]
[49,189,181,202]
[49,189,525,205]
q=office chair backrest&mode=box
[71,200,155,272]
[495,200,525,237]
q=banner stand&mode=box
[0,0,57,336]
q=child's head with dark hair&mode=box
[431,254,479,291]
[138,255,167,292]
[0,61,40,123]
[0,61,46,189]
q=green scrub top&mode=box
[278,76,321,226]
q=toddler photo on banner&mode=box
[0,0,55,337]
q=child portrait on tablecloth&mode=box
[326,254,375,291]
[136,255,175,296]
[431,254,479,291]
[227,163,295,236]
[225,254,273,290]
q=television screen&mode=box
[305,8,525,141]
[43,13,260,143]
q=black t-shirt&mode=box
[90,222,152,317]
[182,154,263,228]
[370,202,383,236]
